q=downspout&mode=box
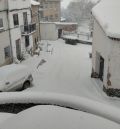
[38,6,41,41]
[30,7,33,55]
[6,1,13,63]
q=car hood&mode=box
[0,105,120,129]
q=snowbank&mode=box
[92,0,120,39]
[63,35,78,40]
[0,105,120,129]
[0,113,14,124]
[0,92,120,124]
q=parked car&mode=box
[0,64,33,92]
[0,105,119,129]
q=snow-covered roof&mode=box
[92,0,120,39]
[61,17,66,22]
[55,22,78,26]
[31,0,40,6]
[40,22,78,25]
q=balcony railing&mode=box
[21,23,36,35]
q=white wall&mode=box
[10,28,21,58]
[92,20,112,88]
[109,41,120,89]
[92,20,120,89]
[9,9,31,29]
[0,0,30,11]
[8,0,30,10]
[8,8,31,58]
[0,32,10,66]
[0,0,8,11]
[29,35,33,49]
[0,11,9,30]
[0,8,10,66]
[40,23,58,40]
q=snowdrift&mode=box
[0,92,120,124]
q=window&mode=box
[55,14,58,18]
[45,17,48,21]
[0,18,3,29]
[23,12,28,25]
[50,15,53,20]
[25,36,29,47]
[40,11,43,18]
[4,46,11,59]
[35,38,37,44]
[13,14,19,26]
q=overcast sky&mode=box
[61,0,99,9]
[61,0,73,8]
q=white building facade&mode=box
[91,0,120,97]
[0,0,12,66]
[8,0,35,61]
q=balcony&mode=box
[21,23,36,36]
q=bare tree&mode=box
[61,0,95,26]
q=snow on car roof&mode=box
[0,105,120,129]
[92,0,120,39]
[0,64,28,79]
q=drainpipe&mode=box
[6,1,13,63]
[38,6,41,42]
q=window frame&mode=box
[4,46,11,59]
[13,13,19,26]
[0,18,4,29]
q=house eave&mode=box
[92,16,120,42]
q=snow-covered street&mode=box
[1,0,120,128]
[22,39,120,108]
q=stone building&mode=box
[31,0,41,52]
[36,0,61,22]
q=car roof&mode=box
[0,105,119,129]
[0,64,28,80]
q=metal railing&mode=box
[21,23,36,35]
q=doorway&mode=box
[99,56,104,81]
[16,39,21,60]
[58,29,62,38]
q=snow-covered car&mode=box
[0,105,119,129]
[0,64,33,92]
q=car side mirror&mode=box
[5,82,10,85]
